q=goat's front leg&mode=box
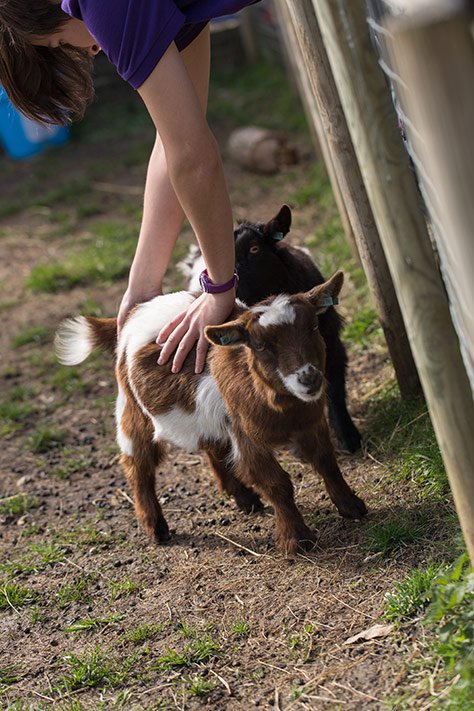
[205,442,263,514]
[295,423,367,520]
[234,441,315,554]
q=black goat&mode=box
[183,205,361,452]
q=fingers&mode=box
[157,292,235,373]
[156,312,184,347]
[194,335,210,374]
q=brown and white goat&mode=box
[55,271,366,553]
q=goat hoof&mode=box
[335,424,362,454]
[234,488,264,514]
[154,521,172,543]
[277,526,316,555]
[336,492,367,520]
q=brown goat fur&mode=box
[55,271,367,554]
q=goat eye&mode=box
[254,343,266,352]
[313,321,319,331]
[250,245,259,254]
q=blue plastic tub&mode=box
[0,87,69,160]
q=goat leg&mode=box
[120,446,171,543]
[205,442,263,514]
[295,426,367,520]
[235,444,315,554]
[323,323,361,453]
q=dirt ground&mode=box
[0,63,454,710]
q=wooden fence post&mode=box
[274,0,359,265]
[313,0,474,564]
[385,5,474,565]
[276,0,421,398]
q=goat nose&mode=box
[297,366,323,390]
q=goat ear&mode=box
[263,204,292,242]
[205,321,249,348]
[306,271,344,313]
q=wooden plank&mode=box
[386,7,474,564]
[313,0,474,563]
[274,0,359,263]
[276,0,421,397]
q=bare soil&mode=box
[0,71,450,710]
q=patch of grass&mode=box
[428,556,474,679]
[123,623,164,645]
[286,623,317,662]
[109,577,140,602]
[29,541,66,569]
[290,162,334,209]
[29,605,43,625]
[0,299,16,310]
[231,620,250,638]
[367,384,449,500]
[58,646,127,692]
[0,386,37,434]
[65,613,124,633]
[365,512,430,556]
[0,664,24,689]
[308,215,353,279]
[10,325,52,349]
[384,563,445,622]
[391,555,474,708]
[26,221,137,293]
[51,450,94,479]
[28,426,66,453]
[0,581,39,610]
[0,494,37,517]
[78,297,104,317]
[184,674,217,697]
[343,306,382,346]
[209,60,308,134]
[50,366,86,396]
[56,576,94,608]
[152,635,220,672]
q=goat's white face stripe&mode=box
[278,364,324,402]
[253,295,295,328]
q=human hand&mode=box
[157,290,235,374]
[117,285,162,335]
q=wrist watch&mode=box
[199,269,238,294]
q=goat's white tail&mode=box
[55,316,117,365]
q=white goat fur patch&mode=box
[118,292,230,454]
[253,295,295,328]
[55,316,94,366]
[115,384,134,457]
[151,375,229,452]
[278,365,324,403]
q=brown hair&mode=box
[0,1,94,124]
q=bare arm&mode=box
[123,29,236,373]
[117,134,187,325]
[118,27,214,330]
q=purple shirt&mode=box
[61,0,259,89]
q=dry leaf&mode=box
[344,623,394,645]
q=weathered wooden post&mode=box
[385,3,474,565]
[276,0,421,397]
[313,0,474,564]
[274,0,359,264]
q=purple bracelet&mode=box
[199,269,238,294]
